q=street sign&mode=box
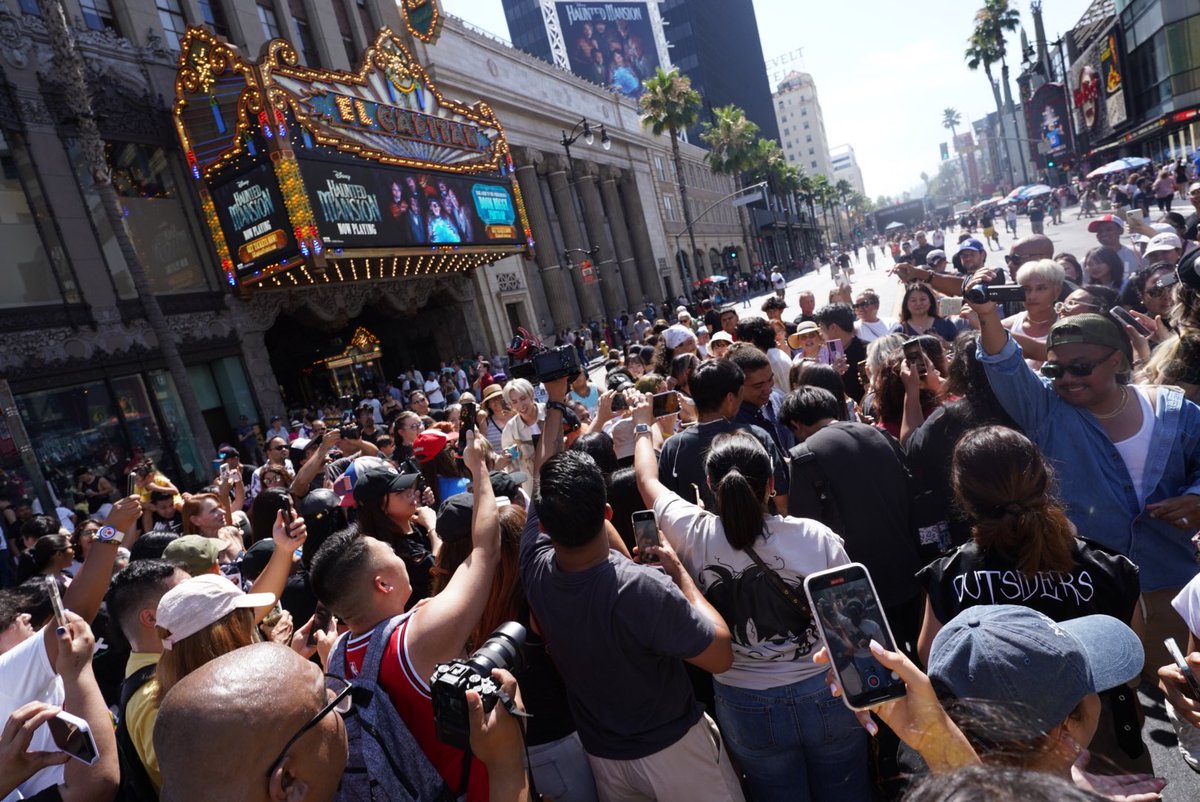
[733,190,764,207]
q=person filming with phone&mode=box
[968,266,1200,682]
[631,392,865,802]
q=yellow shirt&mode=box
[124,652,163,791]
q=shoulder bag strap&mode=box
[744,546,811,619]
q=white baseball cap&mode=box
[156,574,275,649]
[709,331,734,345]
[1145,232,1183,256]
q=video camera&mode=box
[430,622,526,750]
[507,328,581,384]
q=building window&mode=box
[804,121,810,129]
[79,0,118,32]
[810,160,817,168]
[663,194,675,221]
[18,0,40,15]
[654,154,666,181]
[289,0,320,66]
[809,148,815,155]
[258,0,282,40]
[802,108,807,116]
[0,130,68,308]
[333,0,358,65]
[806,135,813,143]
[156,0,188,50]
[198,0,230,38]
[356,0,376,42]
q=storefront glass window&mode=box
[147,371,205,487]
[0,130,66,308]
[15,381,148,503]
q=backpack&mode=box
[328,616,457,802]
[115,664,160,802]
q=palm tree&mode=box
[701,105,758,273]
[641,68,702,290]
[746,138,789,267]
[942,107,968,195]
[973,0,1024,184]
[812,174,836,248]
[965,30,1015,185]
[38,0,216,473]
[834,178,853,242]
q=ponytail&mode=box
[952,427,1075,575]
[706,433,772,551]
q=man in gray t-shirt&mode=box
[521,377,743,800]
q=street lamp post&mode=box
[674,181,767,301]
[560,117,611,178]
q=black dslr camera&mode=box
[507,328,581,383]
[430,622,526,750]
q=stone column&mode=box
[543,155,604,324]
[513,148,574,333]
[619,171,662,303]
[599,165,644,312]
[575,161,624,321]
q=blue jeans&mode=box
[714,673,870,802]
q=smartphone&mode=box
[804,563,907,710]
[1126,208,1144,224]
[651,391,680,418]
[1111,306,1152,338]
[823,339,845,366]
[47,711,99,766]
[1165,637,1200,699]
[937,296,961,318]
[308,603,332,648]
[279,494,295,528]
[902,340,927,379]
[631,510,659,564]
[127,473,136,498]
[457,402,478,456]
[46,576,68,631]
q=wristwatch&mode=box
[94,525,123,545]
[634,423,652,435]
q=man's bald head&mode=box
[156,642,346,802]
[1005,235,1055,280]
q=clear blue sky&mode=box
[439,0,1089,198]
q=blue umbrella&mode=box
[1087,157,1151,179]
[1019,184,1053,199]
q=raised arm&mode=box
[631,392,670,506]
[54,614,119,802]
[249,511,308,624]
[290,429,339,498]
[408,431,500,683]
[61,497,142,630]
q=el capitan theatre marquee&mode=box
[172,26,532,293]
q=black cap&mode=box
[352,465,420,506]
[436,493,474,544]
[218,446,239,460]
[468,470,528,501]
[1178,247,1200,290]
[240,539,275,581]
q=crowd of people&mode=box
[2,173,1200,802]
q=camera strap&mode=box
[744,546,812,622]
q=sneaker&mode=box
[1166,699,1200,772]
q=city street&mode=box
[735,211,1200,800]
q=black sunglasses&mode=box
[265,676,355,780]
[1039,351,1116,380]
[1005,254,1030,265]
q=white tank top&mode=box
[1112,386,1154,507]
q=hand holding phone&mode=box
[1110,306,1152,338]
[47,711,99,766]
[307,603,332,648]
[902,341,928,379]
[632,510,660,564]
[46,577,68,633]
[651,391,680,418]
[805,563,907,710]
[1165,637,1200,699]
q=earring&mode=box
[769,489,777,498]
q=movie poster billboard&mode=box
[556,2,660,99]
[1029,82,1073,161]
[1099,31,1127,128]
[297,156,522,250]
[209,161,299,278]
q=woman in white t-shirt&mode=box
[632,398,867,802]
[1002,259,1064,370]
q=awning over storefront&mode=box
[173,26,532,294]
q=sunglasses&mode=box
[1004,254,1030,265]
[852,302,874,309]
[1039,351,1115,379]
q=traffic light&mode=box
[939,142,949,160]
[728,248,738,261]
[1047,158,1056,168]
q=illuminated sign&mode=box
[173,26,532,290]
[402,0,442,44]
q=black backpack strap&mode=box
[115,664,162,802]
[790,443,846,535]
[118,664,157,717]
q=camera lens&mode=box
[964,284,989,305]
[466,621,526,676]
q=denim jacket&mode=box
[979,335,1200,592]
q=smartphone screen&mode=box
[824,339,844,365]
[457,402,477,455]
[48,711,99,765]
[804,563,906,710]
[651,391,680,418]
[937,296,961,318]
[127,473,137,498]
[1111,306,1152,338]
[902,342,927,378]
[46,576,68,631]
[631,510,659,564]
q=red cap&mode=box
[412,430,450,463]
[1087,214,1125,233]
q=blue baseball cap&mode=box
[928,605,1143,741]
[958,238,986,253]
